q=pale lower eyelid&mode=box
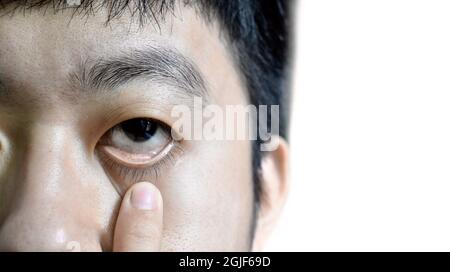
[99,141,174,167]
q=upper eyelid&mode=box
[99,102,175,130]
[89,105,174,150]
[101,117,172,142]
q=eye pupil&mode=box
[120,118,158,142]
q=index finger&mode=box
[113,182,163,252]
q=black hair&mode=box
[0,0,292,246]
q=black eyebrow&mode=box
[68,46,209,101]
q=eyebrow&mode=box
[68,46,209,102]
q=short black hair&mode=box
[0,0,292,244]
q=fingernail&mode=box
[131,183,156,210]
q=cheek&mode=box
[0,124,122,251]
[156,140,254,251]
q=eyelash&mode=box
[97,138,184,187]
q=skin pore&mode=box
[0,3,289,251]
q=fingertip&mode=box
[128,182,161,211]
[113,181,164,252]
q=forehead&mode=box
[0,6,246,106]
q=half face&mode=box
[0,5,254,251]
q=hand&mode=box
[112,182,163,252]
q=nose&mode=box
[0,123,119,251]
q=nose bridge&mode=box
[19,123,85,207]
[24,123,71,194]
[0,123,104,251]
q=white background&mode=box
[266,0,450,251]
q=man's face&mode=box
[0,6,255,251]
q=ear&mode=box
[252,136,290,251]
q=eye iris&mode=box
[120,118,158,142]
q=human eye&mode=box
[96,117,182,187]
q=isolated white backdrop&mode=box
[265,0,450,251]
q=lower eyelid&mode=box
[96,141,184,189]
[98,141,175,167]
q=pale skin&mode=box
[0,4,289,251]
